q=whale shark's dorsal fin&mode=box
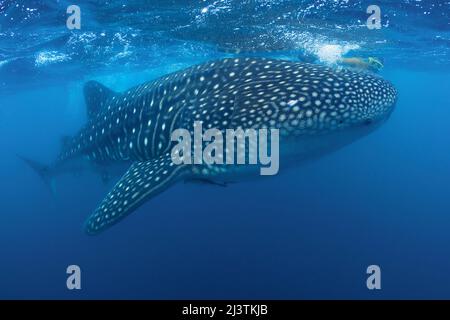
[84,153,188,235]
[84,81,120,118]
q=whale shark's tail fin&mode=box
[18,155,56,195]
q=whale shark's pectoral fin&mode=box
[84,153,188,235]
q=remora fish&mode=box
[24,58,397,234]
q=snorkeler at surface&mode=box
[297,50,384,73]
[339,56,384,72]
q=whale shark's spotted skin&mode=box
[50,58,397,234]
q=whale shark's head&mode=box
[256,63,398,137]
[239,61,398,159]
[323,70,397,132]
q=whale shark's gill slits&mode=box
[162,103,185,155]
[84,153,188,235]
[147,76,189,158]
[133,98,149,161]
[96,144,104,161]
[104,145,110,158]
[152,92,165,157]
[138,86,157,159]
[142,116,152,160]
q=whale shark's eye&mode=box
[364,119,373,125]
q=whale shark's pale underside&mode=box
[25,58,397,234]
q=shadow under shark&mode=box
[23,58,397,235]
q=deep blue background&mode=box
[1,0,450,299]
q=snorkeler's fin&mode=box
[367,57,384,72]
[18,154,56,195]
[84,153,189,235]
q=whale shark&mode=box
[25,58,397,234]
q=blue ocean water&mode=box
[1,0,450,299]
